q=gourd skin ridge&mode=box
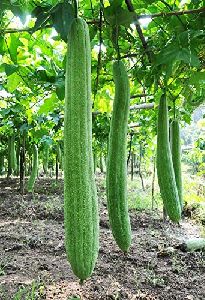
[106,60,132,252]
[156,94,181,222]
[64,18,99,281]
[170,119,183,209]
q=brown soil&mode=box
[0,177,204,300]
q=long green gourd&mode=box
[56,143,62,166]
[7,135,16,176]
[27,144,38,192]
[10,135,17,172]
[64,17,99,281]
[8,136,12,177]
[170,119,183,210]
[156,94,181,222]
[0,155,4,175]
[106,60,132,252]
[59,144,63,170]
[16,142,20,176]
[43,145,49,175]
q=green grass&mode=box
[127,177,162,211]
[12,281,45,300]
[126,163,205,224]
[183,177,205,222]
[43,196,63,216]
[0,265,5,276]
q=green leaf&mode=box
[7,72,22,92]
[8,34,23,64]
[189,72,205,86]
[32,11,51,32]
[55,76,65,100]
[38,94,59,115]
[104,6,135,26]
[36,67,49,81]
[5,1,35,23]
[0,36,5,55]
[56,85,65,100]
[51,2,75,42]
[3,64,19,76]
[177,48,200,67]
[89,25,98,41]
[40,135,53,146]
[0,108,11,117]
[109,0,123,9]
[155,44,178,65]
[115,9,135,26]
[20,123,30,133]
[155,45,200,68]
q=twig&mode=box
[128,123,140,128]
[0,24,52,34]
[125,0,152,62]
[139,7,205,19]
[130,94,151,98]
[90,0,94,16]
[94,1,103,100]
[139,143,145,191]
[1,7,204,35]
[130,102,154,110]
[159,0,185,27]
[92,102,155,115]
[151,156,156,210]
[127,132,134,166]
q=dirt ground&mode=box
[0,177,204,300]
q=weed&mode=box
[146,268,166,287]
[145,262,166,288]
[0,265,5,276]
[127,177,162,211]
[171,255,187,274]
[0,285,7,300]
[43,196,63,215]
[12,280,45,300]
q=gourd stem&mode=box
[73,0,78,18]
[116,26,121,61]
[173,98,176,119]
